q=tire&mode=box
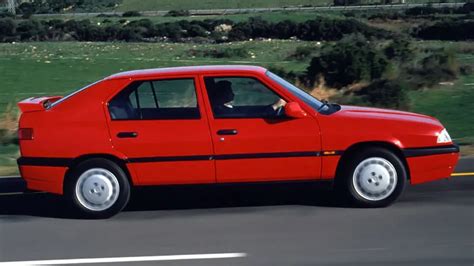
[65,158,130,218]
[337,147,406,208]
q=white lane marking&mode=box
[0,253,247,265]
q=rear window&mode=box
[108,78,199,120]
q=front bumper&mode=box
[403,144,460,185]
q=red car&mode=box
[17,65,459,218]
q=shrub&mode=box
[97,13,120,17]
[267,66,299,83]
[18,2,35,18]
[406,49,459,88]
[16,0,122,14]
[460,64,473,76]
[306,34,389,88]
[228,16,389,42]
[17,20,47,41]
[272,20,298,39]
[298,18,389,41]
[333,0,362,6]
[415,20,474,41]
[461,2,474,13]
[165,10,190,17]
[405,6,438,16]
[384,38,413,61]
[122,11,141,17]
[287,46,314,60]
[356,79,408,109]
[0,18,16,42]
[0,16,390,43]
[0,10,15,18]
[118,26,147,41]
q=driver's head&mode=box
[212,80,234,105]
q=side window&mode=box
[152,79,197,108]
[136,82,158,109]
[205,76,283,118]
[109,78,199,120]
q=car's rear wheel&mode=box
[337,147,406,207]
[66,159,130,218]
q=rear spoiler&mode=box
[17,96,63,113]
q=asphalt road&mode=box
[0,163,473,265]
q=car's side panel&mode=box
[105,75,216,185]
[198,73,323,183]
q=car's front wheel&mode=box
[337,147,406,207]
[66,159,130,218]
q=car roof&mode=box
[105,65,268,80]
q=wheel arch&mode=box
[335,141,410,182]
[64,154,134,191]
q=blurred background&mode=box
[0,0,472,176]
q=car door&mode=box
[200,74,322,183]
[106,76,215,185]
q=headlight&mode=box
[437,128,452,144]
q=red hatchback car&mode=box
[17,65,459,218]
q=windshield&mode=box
[266,71,324,111]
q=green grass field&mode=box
[410,75,474,145]
[116,0,333,11]
[0,41,317,112]
[114,0,462,11]
[0,40,472,175]
[35,10,344,24]
[410,52,474,147]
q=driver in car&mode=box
[210,80,286,117]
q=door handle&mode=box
[217,129,238,135]
[117,132,138,138]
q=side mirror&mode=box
[284,102,308,118]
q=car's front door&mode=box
[107,76,215,185]
[201,74,322,183]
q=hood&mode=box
[338,105,441,126]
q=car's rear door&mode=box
[106,75,215,185]
[200,74,322,183]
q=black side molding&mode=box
[403,144,459,158]
[17,157,72,167]
[16,150,344,167]
[215,151,320,160]
[128,155,211,163]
